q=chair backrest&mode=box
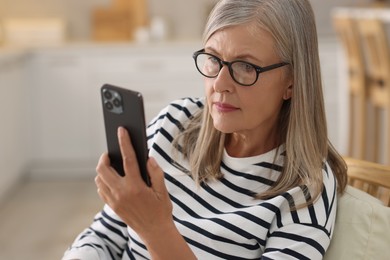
[344,156,390,206]
[357,18,390,108]
[333,15,366,96]
[356,18,390,164]
[333,15,367,159]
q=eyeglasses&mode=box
[192,49,289,86]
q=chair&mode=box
[324,185,390,259]
[324,157,390,259]
[333,15,367,160]
[356,18,390,164]
[344,156,390,206]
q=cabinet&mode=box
[0,52,29,197]
[85,44,203,120]
[27,43,203,177]
[28,51,90,163]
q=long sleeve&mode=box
[62,205,129,260]
[262,221,332,259]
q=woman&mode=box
[63,0,347,259]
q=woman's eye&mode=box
[208,56,220,65]
[236,62,255,73]
[245,64,255,72]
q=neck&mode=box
[225,131,279,158]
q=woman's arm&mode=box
[262,222,331,259]
[62,204,129,260]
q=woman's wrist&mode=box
[141,222,197,260]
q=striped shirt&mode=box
[63,97,337,260]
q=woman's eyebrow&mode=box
[204,46,265,64]
[204,46,220,55]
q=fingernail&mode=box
[149,157,158,168]
[118,126,124,136]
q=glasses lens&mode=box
[194,52,259,86]
[231,61,257,86]
[195,53,221,77]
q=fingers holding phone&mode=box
[95,128,147,208]
[95,129,173,235]
[117,127,168,194]
[117,126,148,186]
[101,84,151,186]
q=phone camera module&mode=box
[103,89,113,99]
[113,98,121,107]
[104,101,114,111]
[102,88,124,114]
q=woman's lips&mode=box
[213,102,239,113]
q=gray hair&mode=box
[176,0,347,201]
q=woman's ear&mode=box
[283,85,293,100]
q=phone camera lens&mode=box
[103,89,112,99]
[113,98,121,107]
[105,101,113,110]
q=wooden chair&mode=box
[344,156,390,206]
[356,18,390,164]
[333,15,367,160]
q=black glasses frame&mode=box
[192,49,289,86]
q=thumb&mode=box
[147,157,166,192]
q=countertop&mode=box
[0,40,202,69]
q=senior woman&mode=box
[63,0,347,259]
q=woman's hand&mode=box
[95,127,196,259]
[95,126,173,239]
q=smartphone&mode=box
[101,84,151,186]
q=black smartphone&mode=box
[101,84,151,186]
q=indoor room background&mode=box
[0,0,379,259]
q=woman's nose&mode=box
[213,66,234,93]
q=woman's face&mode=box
[204,23,292,144]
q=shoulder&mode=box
[274,161,338,228]
[146,97,204,145]
[149,97,204,127]
[298,161,338,226]
[321,161,338,207]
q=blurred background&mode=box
[0,0,389,259]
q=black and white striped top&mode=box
[63,97,338,260]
